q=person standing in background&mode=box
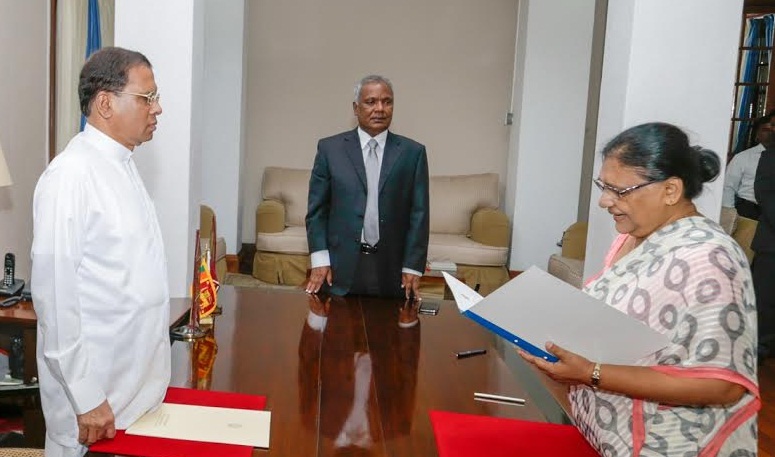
[31,47,169,457]
[753,118,775,363]
[305,75,430,299]
[723,111,775,220]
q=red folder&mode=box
[90,387,267,457]
[430,410,599,457]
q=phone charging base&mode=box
[0,280,25,297]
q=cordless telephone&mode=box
[0,252,23,297]
[4,253,14,287]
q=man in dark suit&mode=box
[305,75,429,299]
[753,129,775,362]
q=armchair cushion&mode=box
[256,199,285,233]
[428,233,508,266]
[256,226,309,255]
[261,167,310,227]
[469,208,510,247]
[429,173,499,235]
[560,221,588,260]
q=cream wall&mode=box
[242,0,519,243]
[115,0,204,297]
[505,0,596,271]
[201,0,247,254]
[0,1,49,282]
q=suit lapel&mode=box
[379,132,403,192]
[343,128,367,190]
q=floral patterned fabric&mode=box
[571,216,759,456]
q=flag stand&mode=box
[209,212,223,316]
[171,229,207,341]
[206,244,222,317]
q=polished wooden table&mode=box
[163,286,560,456]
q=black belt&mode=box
[360,243,378,254]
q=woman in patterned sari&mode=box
[521,123,759,456]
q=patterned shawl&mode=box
[570,216,759,456]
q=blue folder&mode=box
[443,267,668,365]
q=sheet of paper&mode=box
[442,272,482,312]
[126,403,271,448]
[445,266,669,365]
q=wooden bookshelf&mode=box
[729,2,775,159]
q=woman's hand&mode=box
[521,343,749,406]
[519,342,595,386]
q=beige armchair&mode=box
[200,205,227,281]
[253,167,512,294]
[252,168,311,286]
[546,221,587,289]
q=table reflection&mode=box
[298,295,421,454]
[191,326,218,389]
[170,325,219,390]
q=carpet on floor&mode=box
[221,273,446,300]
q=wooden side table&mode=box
[0,300,43,448]
[0,301,37,385]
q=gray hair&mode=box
[353,75,393,103]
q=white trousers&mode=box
[45,434,87,457]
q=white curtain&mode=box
[55,0,114,155]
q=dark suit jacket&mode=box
[305,128,430,296]
[753,148,775,254]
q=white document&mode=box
[126,403,271,448]
[443,266,669,365]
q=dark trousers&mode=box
[753,252,775,355]
[735,197,761,221]
[350,251,381,296]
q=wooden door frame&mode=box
[728,1,775,159]
[48,0,57,162]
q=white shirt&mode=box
[31,124,171,450]
[723,143,765,207]
[357,127,387,173]
[310,127,421,277]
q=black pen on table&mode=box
[455,348,487,359]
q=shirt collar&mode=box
[357,127,388,151]
[82,122,134,162]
